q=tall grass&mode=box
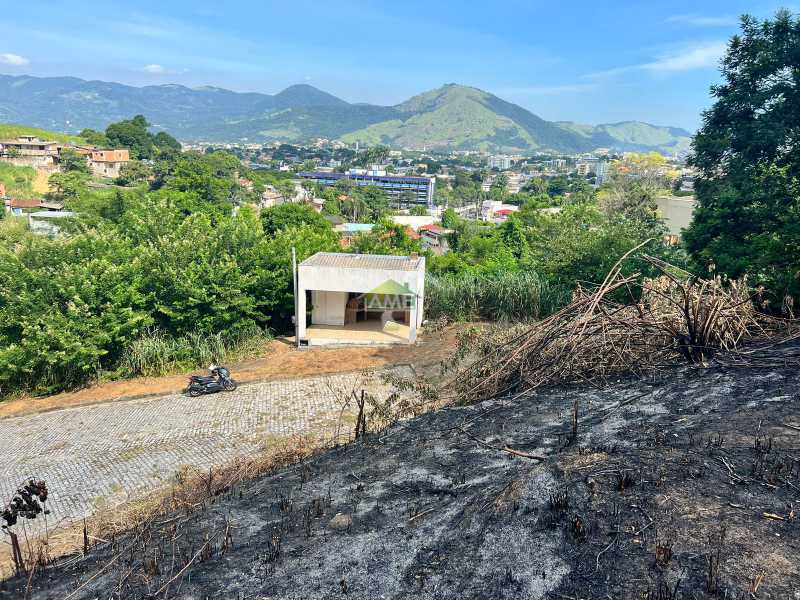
[0,163,36,196]
[119,324,273,378]
[425,271,570,322]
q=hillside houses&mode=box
[0,136,130,178]
[0,136,59,167]
[77,148,131,178]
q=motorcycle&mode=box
[185,364,237,396]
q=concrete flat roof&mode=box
[300,252,423,271]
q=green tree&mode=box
[276,180,297,202]
[489,174,508,202]
[260,203,332,236]
[363,186,390,221]
[79,128,110,147]
[115,160,153,186]
[522,177,548,196]
[349,218,421,255]
[355,145,390,167]
[408,205,428,216]
[152,131,182,154]
[157,151,241,216]
[105,115,155,159]
[599,177,661,229]
[441,208,459,229]
[684,10,800,302]
[58,148,90,174]
[48,171,89,203]
[547,176,569,198]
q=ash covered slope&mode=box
[9,356,800,599]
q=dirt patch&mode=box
[6,344,799,598]
[0,326,463,419]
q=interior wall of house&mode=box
[310,290,348,326]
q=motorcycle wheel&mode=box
[188,387,202,397]
[223,380,237,391]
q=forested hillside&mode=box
[0,75,691,153]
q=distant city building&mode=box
[576,157,598,176]
[481,200,519,221]
[298,170,435,208]
[656,195,696,244]
[544,158,567,171]
[391,215,438,230]
[487,155,512,170]
[506,173,524,194]
[595,160,609,185]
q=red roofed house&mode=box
[87,149,130,179]
[404,227,421,240]
[419,224,452,255]
[4,198,42,216]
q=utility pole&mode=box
[292,246,300,349]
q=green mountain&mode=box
[342,84,575,151]
[0,75,692,154]
[558,120,692,155]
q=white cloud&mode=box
[666,14,738,27]
[142,63,166,74]
[643,41,727,72]
[0,53,30,66]
[586,41,727,80]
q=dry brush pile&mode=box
[444,245,800,404]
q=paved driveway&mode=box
[0,368,409,534]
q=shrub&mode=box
[425,270,570,322]
[119,324,273,378]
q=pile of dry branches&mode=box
[446,245,800,404]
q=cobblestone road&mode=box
[0,368,410,533]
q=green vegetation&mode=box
[342,84,691,153]
[0,134,340,397]
[685,10,800,304]
[0,163,36,196]
[426,271,569,322]
[81,115,181,159]
[423,150,683,321]
[3,6,795,403]
[0,74,690,153]
[120,325,272,378]
[0,123,84,144]
[306,180,392,223]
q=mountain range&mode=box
[0,75,692,154]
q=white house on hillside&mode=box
[296,252,425,346]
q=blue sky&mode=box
[0,1,792,130]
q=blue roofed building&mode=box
[298,169,435,209]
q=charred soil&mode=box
[3,347,800,599]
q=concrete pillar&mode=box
[408,296,418,344]
[297,282,307,340]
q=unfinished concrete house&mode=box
[296,252,425,346]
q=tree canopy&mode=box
[683,10,800,302]
[105,115,181,159]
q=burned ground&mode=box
[3,350,799,599]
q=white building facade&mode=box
[297,253,425,345]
